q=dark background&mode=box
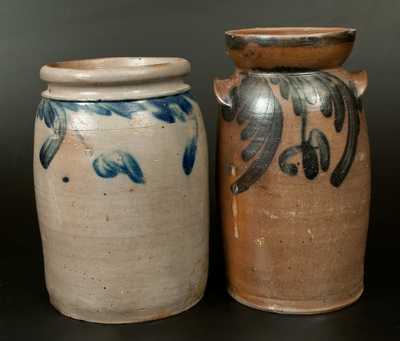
[0,0,399,340]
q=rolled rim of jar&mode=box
[40,57,191,101]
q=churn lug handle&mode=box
[349,70,368,97]
[213,78,233,107]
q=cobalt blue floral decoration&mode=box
[36,91,198,180]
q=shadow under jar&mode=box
[34,57,209,323]
[214,27,370,314]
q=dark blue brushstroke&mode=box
[183,92,194,100]
[52,92,193,122]
[39,100,57,128]
[152,107,176,123]
[53,101,146,119]
[36,99,67,169]
[90,104,113,116]
[37,100,44,120]
[183,136,197,175]
[40,136,61,169]
[148,93,198,175]
[149,93,193,123]
[58,101,80,112]
[102,102,144,118]
[93,151,144,184]
[175,95,193,114]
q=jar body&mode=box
[216,68,370,314]
[34,92,209,323]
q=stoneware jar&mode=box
[34,57,209,323]
[214,28,370,314]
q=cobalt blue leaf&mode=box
[39,135,63,169]
[182,137,197,175]
[92,151,145,184]
[150,93,194,123]
[104,102,145,118]
[150,98,176,122]
[66,103,111,116]
[43,101,57,128]
[56,101,80,111]
[92,104,113,116]
[37,101,67,169]
[55,102,110,116]
[152,110,176,123]
[92,155,119,177]
[36,100,45,120]
[101,104,128,117]
[175,95,193,115]
[95,102,147,118]
[55,101,148,119]
[120,152,145,184]
[163,95,190,122]
[183,92,194,100]
[167,103,187,122]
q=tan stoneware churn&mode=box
[34,57,209,323]
[214,27,370,314]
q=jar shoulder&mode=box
[35,91,202,131]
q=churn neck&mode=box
[40,57,191,101]
[225,27,356,71]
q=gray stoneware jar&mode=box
[34,57,209,323]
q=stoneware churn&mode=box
[214,28,370,314]
[34,57,209,323]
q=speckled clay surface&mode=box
[214,28,370,314]
[34,57,209,323]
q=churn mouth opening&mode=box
[226,27,356,42]
[224,27,356,70]
[40,57,191,85]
